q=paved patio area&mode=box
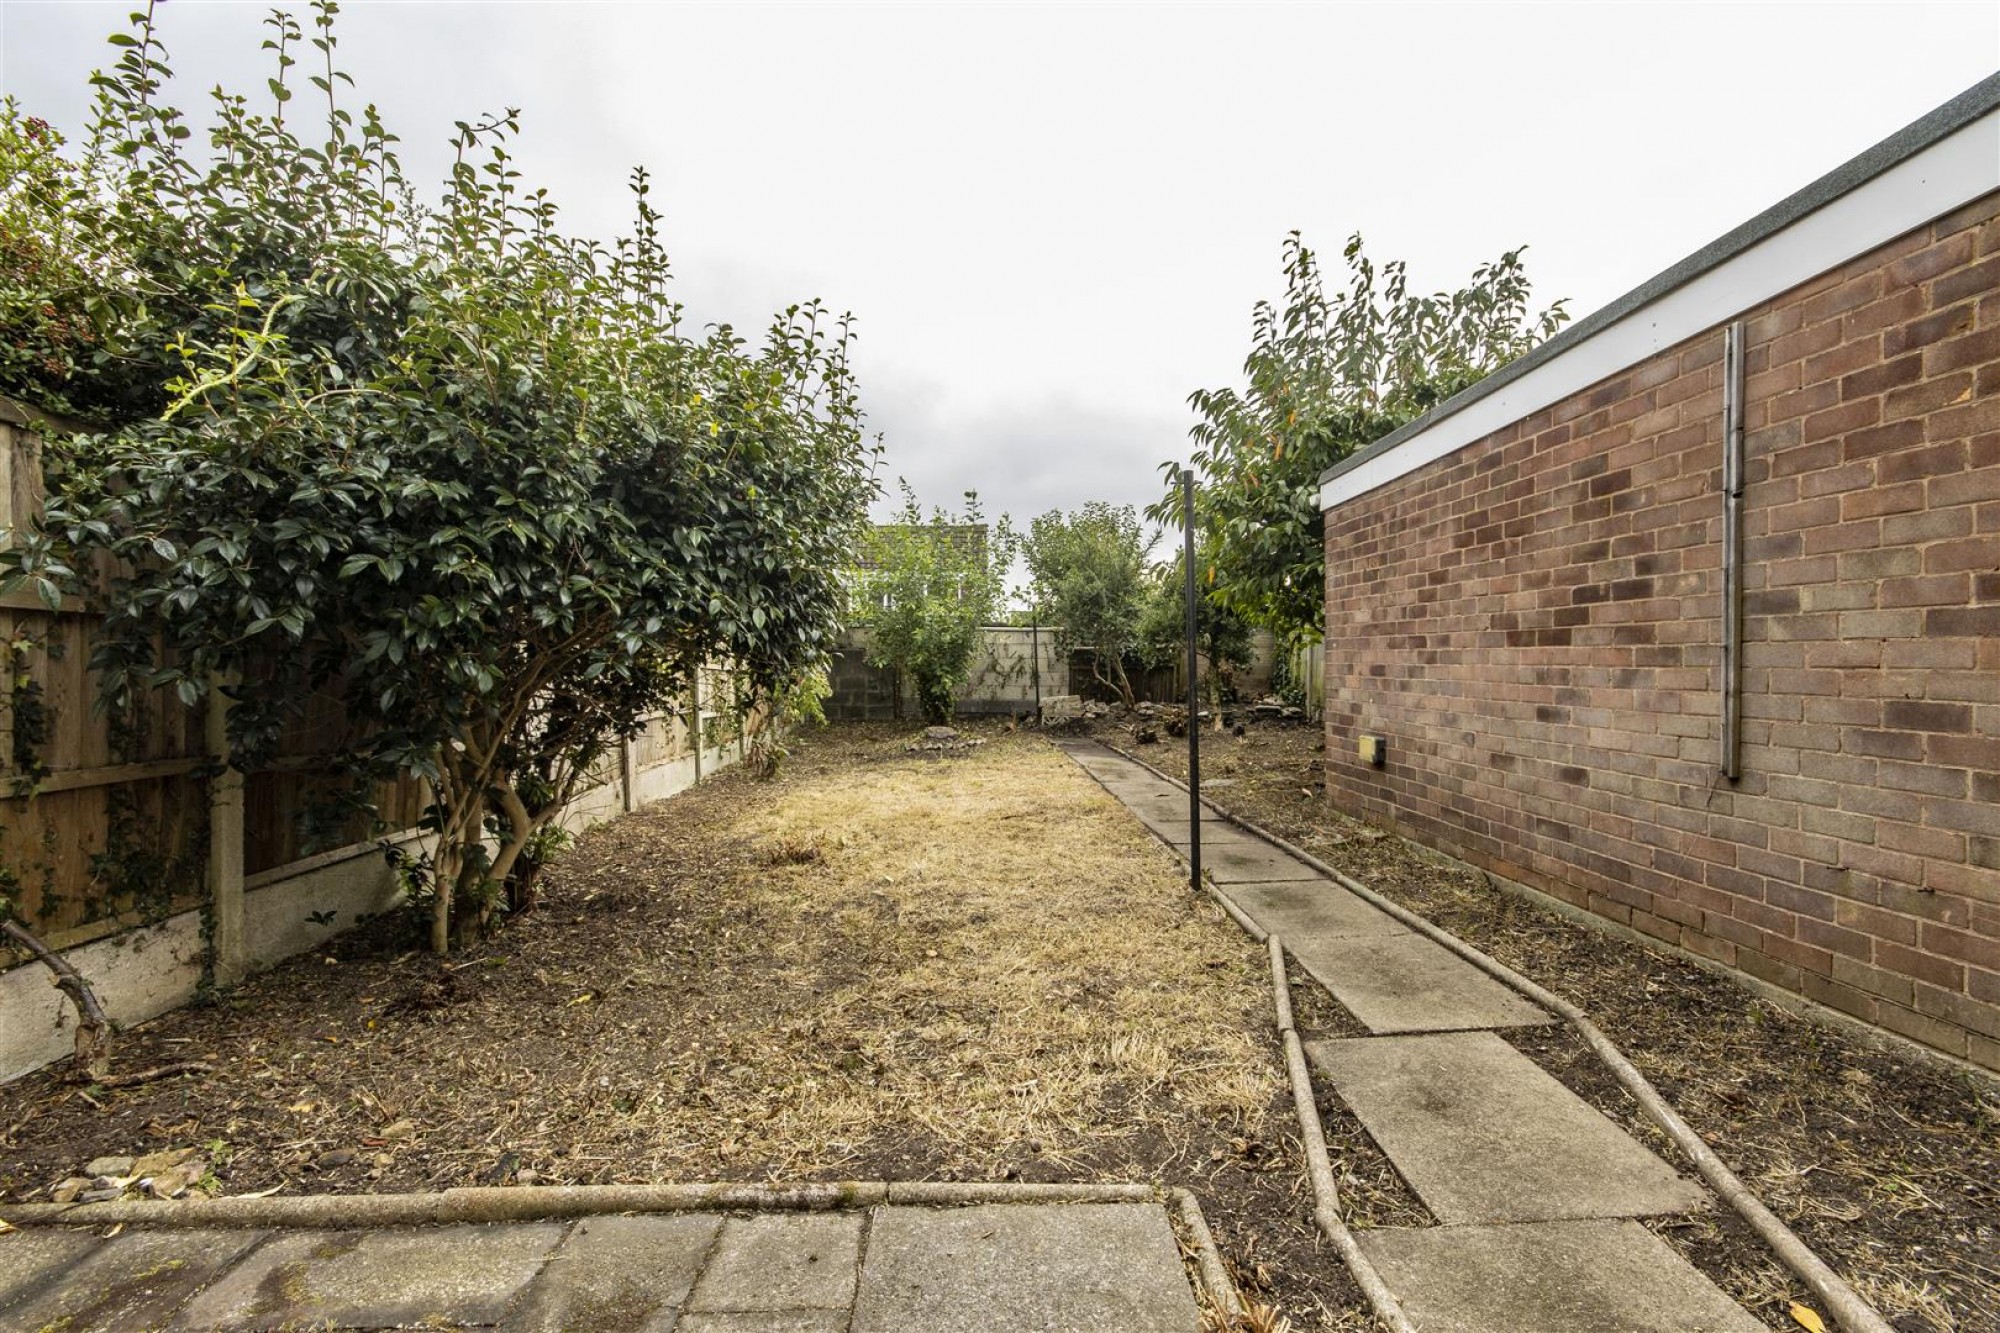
[0,1201,1201,1332]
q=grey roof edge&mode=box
[1318,71,2000,491]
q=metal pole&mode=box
[1721,321,1745,781]
[1182,467,1202,896]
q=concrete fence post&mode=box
[205,675,246,986]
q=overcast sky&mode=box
[4,1,1996,536]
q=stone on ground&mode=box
[684,1213,864,1314]
[1289,932,1551,1033]
[849,1202,1198,1333]
[1308,1032,1708,1224]
[1355,1218,1766,1333]
[173,1222,562,1330]
[504,1214,721,1331]
[5,1227,265,1332]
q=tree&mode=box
[1138,548,1253,727]
[1023,502,1152,709]
[1149,232,1568,648]
[1,2,877,953]
[858,483,1015,725]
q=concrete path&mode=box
[1057,738,1762,1333]
[0,1202,1199,1332]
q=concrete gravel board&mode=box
[1356,1218,1765,1333]
[1289,932,1551,1033]
[7,1226,266,1333]
[1220,879,1409,940]
[1309,1032,1709,1224]
[503,1214,722,1331]
[685,1213,864,1312]
[0,1226,104,1312]
[171,1222,563,1330]
[850,1202,1199,1333]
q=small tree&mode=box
[1139,548,1253,727]
[1023,502,1152,709]
[858,483,1015,725]
[1149,232,1568,649]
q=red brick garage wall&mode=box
[1321,194,2000,1069]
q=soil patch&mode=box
[1092,715,2000,1333]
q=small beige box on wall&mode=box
[1358,735,1387,767]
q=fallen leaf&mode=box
[1790,1303,1827,1333]
[0,1217,15,1234]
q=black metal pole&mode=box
[1182,467,1202,896]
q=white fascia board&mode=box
[1319,108,2000,514]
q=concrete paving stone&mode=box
[685,1213,864,1313]
[1174,833,1316,884]
[503,1214,722,1332]
[1289,931,1551,1034]
[1222,879,1408,940]
[1356,1218,1765,1333]
[675,1313,849,1333]
[0,1226,105,1312]
[171,1222,565,1330]
[1093,774,1205,807]
[6,1226,266,1333]
[1124,797,1224,829]
[850,1202,1199,1333]
[1309,1032,1709,1224]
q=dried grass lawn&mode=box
[4,724,1373,1325]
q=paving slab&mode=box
[1124,799,1225,832]
[851,1202,1198,1333]
[1308,1032,1708,1224]
[685,1212,864,1313]
[0,1226,104,1312]
[172,1222,564,1330]
[1221,879,1408,940]
[1289,931,1551,1033]
[1172,833,1319,884]
[504,1214,721,1331]
[1356,1218,1765,1333]
[7,1226,266,1333]
[677,1313,849,1333]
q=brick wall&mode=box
[1321,193,2000,1069]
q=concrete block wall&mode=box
[1322,194,2000,1069]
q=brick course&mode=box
[1322,193,2000,1069]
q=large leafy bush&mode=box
[1,1,878,950]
